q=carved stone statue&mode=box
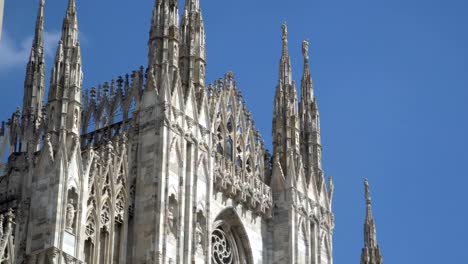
[73,109,79,131]
[302,40,309,59]
[282,22,288,40]
[196,222,204,249]
[364,179,371,204]
[65,199,76,232]
[167,202,176,235]
[199,64,205,84]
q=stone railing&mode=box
[213,154,272,217]
[80,120,131,149]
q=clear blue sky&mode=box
[1,0,468,263]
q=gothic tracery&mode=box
[0,0,356,263]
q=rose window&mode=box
[212,227,233,264]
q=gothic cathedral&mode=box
[0,0,384,263]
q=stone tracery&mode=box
[212,227,233,264]
[0,0,343,263]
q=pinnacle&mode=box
[281,22,289,57]
[364,178,372,205]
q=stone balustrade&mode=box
[213,154,272,218]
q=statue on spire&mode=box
[302,40,309,60]
[364,178,372,205]
[361,178,383,264]
[282,22,288,41]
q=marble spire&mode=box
[361,179,384,264]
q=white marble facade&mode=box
[0,0,342,263]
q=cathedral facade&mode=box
[0,0,383,264]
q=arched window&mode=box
[227,117,233,133]
[84,238,94,264]
[113,221,122,264]
[99,228,109,264]
[217,126,224,155]
[99,202,111,264]
[212,208,253,264]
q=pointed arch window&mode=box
[84,215,96,264]
[236,156,243,168]
[99,228,109,264]
[227,117,233,133]
[246,157,252,173]
[236,115,243,134]
[84,238,94,264]
[113,191,125,264]
[113,221,122,264]
[217,126,224,155]
[227,97,233,113]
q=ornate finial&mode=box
[302,40,309,60]
[40,0,45,6]
[227,71,234,79]
[364,178,371,205]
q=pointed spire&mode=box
[301,39,313,103]
[279,22,292,86]
[180,0,206,100]
[24,0,46,107]
[272,22,301,192]
[281,22,289,57]
[33,0,45,55]
[21,0,46,152]
[298,38,323,189]
[61,0,79,48]
[361,179,383,264]
[364,179,376,248]
[47,0,82,137]
[148,0,180,88]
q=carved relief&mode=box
[65,199,76,233]
[85,216,96,239]
[195,210,206,255]
[100,202,110,228]
[0,209,15,263]
[167,195,178,236]
[73,108,79,131]
[196,223,203,249]
[115,191,125,222]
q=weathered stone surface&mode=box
[0,0,388,264]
